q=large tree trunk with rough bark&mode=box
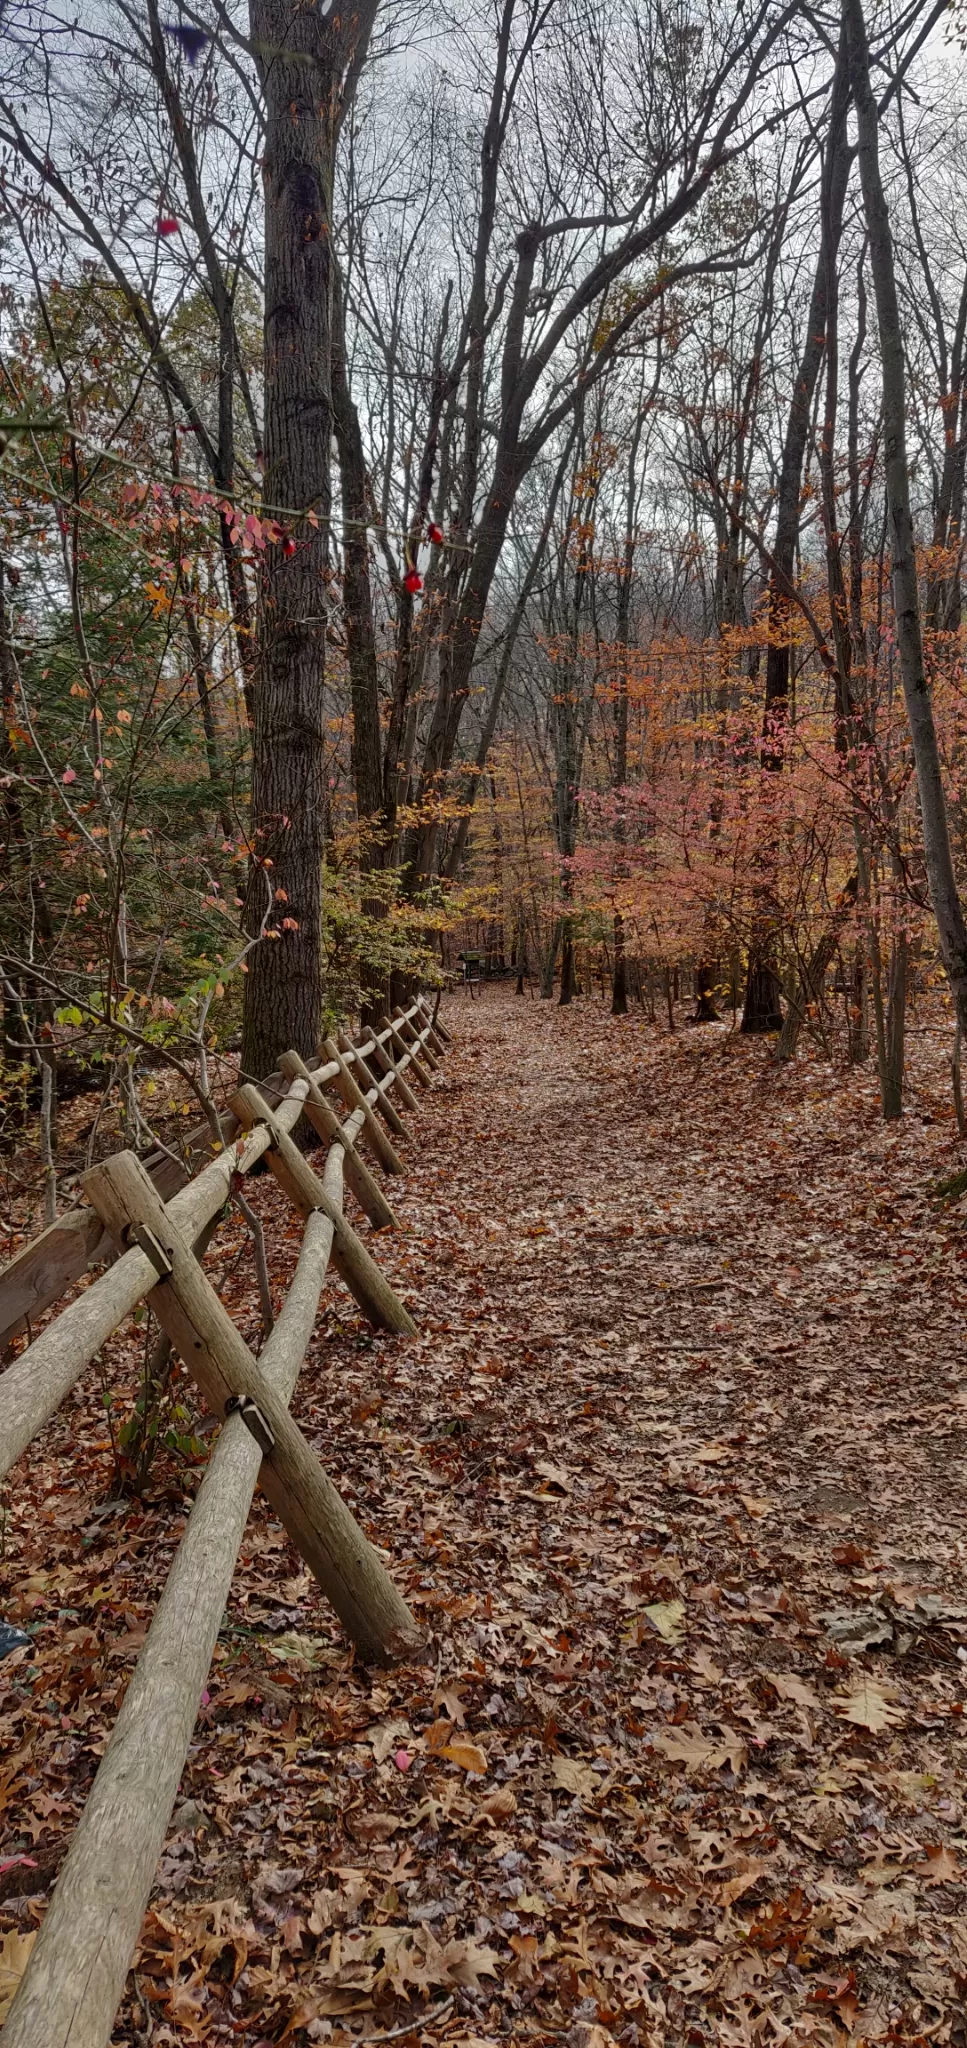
[241,0,378,1079]
[241,3,333,1076]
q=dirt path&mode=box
[4,990,967,2045]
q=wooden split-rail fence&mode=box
[0,995,451,2048]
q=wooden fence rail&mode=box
[0,998,443,1479]
[0,995,449,2048]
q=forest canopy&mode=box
[2,0,967,1202]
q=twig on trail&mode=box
[355,1996,455,2043]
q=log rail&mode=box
[0,995,451,2048]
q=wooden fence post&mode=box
[278,1051,397,1226]
[82,1152,418,1663]
[381,1012,432,1088]
[395,1004,440,1070]
[338,1028,411,1142]
[0,1144,422,2048]
[229,1085,416,1336]
[322,1034,404,1174]
[365,1023,421,1114]
[422,994,451,1047]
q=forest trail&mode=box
[5,990,967,2045]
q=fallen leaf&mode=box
[652,1725,747,1774]
[0,1928,37,2020]
[552,1754,600,1799]
[860,1858,908,1888]
[533,1460,571,1492]
[441,1740,487,1775]
[435,1935,500,1989]
[478,1785,517,1821]
[823,1606,894,1652]
[263,1632,335,1668]
[349,1811,401,1842]
[718,1857,771,1905]
[615,1887,697,1930]
[367,1718,412,1764]
[838,1888,917,1950]
[914,1844,963,1886]
[888,1769,938,1804]
[833,1677,905,1733]
[642,1598,686,1643]
[764,1671,821,1710]
[433,1684,467,1726]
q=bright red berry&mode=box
[282,536,296,557]
[404,568,423,595]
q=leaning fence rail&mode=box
[0,994,451,2048]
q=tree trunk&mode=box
[740,36,851,1034]
[442,428,576,885]
[880,929,907,1120]
[845,0,967,1041]
[242,0,378,1079]
[691,964,721,1024]
[777,877,857,1060]
[559,926,577,1006]
[241,6,333,1077]
[849,944,869,1063]
[612,915,629,1015]
[331,269,383,849]
[611,409,645,1017]
[541,921,561,1000]
[762,21,851,745]
[740,957,784,1034]
[664,966,676,1032]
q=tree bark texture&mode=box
[242,0,378,1077]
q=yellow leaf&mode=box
[642,1598,686,1643]
[441,1740,487,1775]
[0,1928,37,2020]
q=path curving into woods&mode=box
[4,986,967,2043]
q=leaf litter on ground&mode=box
[3,991,967,2042]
